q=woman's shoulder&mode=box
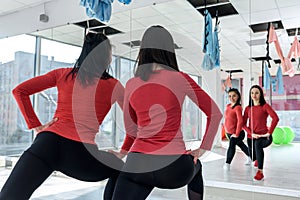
[154,69,182,77]
[233,104,242,110]
[45,67,71,77]
[50,67,72,73]
[176,71,198,84]
[236,104,242,108]
[262,103,272,109]
[178,71,189,77]
[244,105,250,111]
[103,77,122,87]
[55,67,72,71]
[127,76,138,82]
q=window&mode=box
[182,75,202,141]
[0,35,36,155]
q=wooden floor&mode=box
[0,141,299,199]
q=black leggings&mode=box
[0,131,124,200]
[225,130,249,164]
[112,153,204,200]
[247,135,273,169]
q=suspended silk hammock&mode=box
[118,0,131,4]
[80,0,132,22]
[201,9,220,71]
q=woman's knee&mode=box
[229,137,238,146]
[237,130,245,140]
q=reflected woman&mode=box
[243,85,279,181]
[223,88,251,171]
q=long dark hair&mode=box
[248,85,266,107]
[66,32,113,85]
[135,25,179,81]
[228,88,241,109]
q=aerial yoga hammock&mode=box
[201,3,220,71]
[80,0,132,22]
[268,23,295,77]
[263,62,284,94]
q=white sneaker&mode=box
[223,163,230,171]
[245,157,252,165]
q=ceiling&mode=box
[0,0,53,16]
[1,0,300,79]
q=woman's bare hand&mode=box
[33,118,58,133]
[188,148,207,164]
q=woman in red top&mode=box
[111,26,222,200]
[223,88,250,171]
[0,33,124,200]
[243,85,279,181]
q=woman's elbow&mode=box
[217,111,223,120]
[12,87,20,97]
[213,112,223,123]
[275,117,279,125]
[12,86,28,98]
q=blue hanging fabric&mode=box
[118,0,131,4]
[201,9,214,71]
[212,23,220,68]
[275,66,284,94]
[263,63,270,90]
[201,54,214,71]
[263,63,284,94]
[202,10,213,55]
[80,0,114,22]
[212,9,220,68]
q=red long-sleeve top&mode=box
[121,69,223,155]
[243,104,279,138]
[224,104,243,136]
[12,68,124,144]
